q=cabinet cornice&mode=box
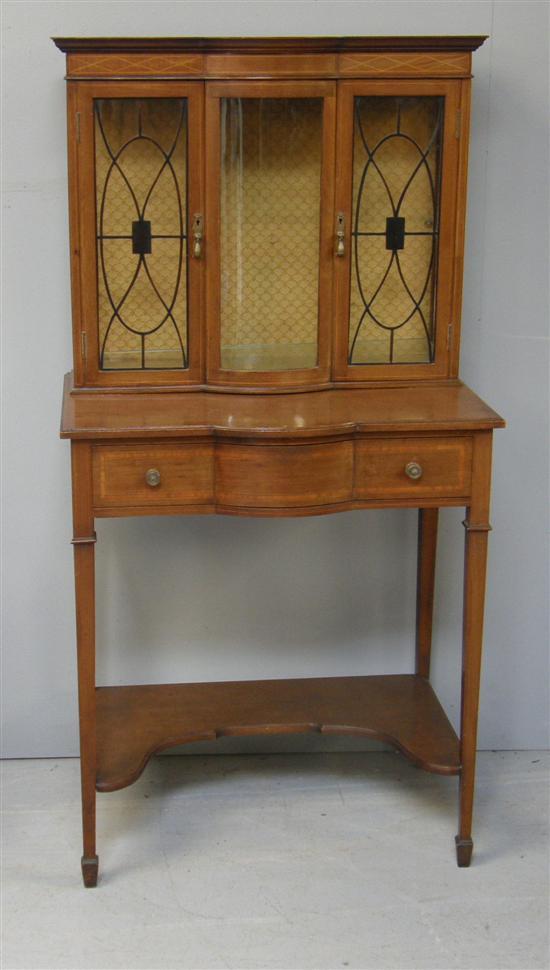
[53,36,488,55]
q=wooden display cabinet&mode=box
[54,35,504,887]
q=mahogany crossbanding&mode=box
[95,674,461,792]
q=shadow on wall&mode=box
[95,508,421,686]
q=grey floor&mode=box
[1,751,549,970]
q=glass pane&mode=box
[220,98,323,371]
[95,99,188,370]
[348,97,443,365]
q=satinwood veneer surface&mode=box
[61,374,504,439]
[96,674,461,792]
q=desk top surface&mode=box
[61,375,504,440]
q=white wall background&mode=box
[2,1,548,758]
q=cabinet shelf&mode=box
[96,674,460,792]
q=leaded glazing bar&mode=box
[348,96,443,365]
[94,98,188,370]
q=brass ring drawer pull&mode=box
[405,461,423,481]
[145,468,161,487]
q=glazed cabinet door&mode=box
[69,81,204,386]
[205,81,336,387]
[333,80,466,381]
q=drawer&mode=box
[354,436,472,499]
[216,440,354,509]
[93,443,214,509]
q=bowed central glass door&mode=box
[207,81,335,385]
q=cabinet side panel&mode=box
[66,83,85,386]
[448,79,472,378]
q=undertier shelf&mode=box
[96,674,460,791]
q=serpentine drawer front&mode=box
[215,440,354,509]
[92,435,473,512]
